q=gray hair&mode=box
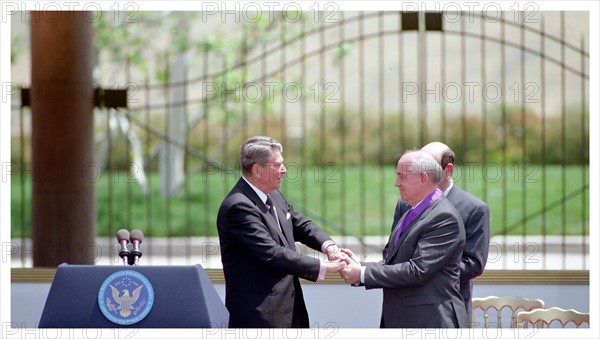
[240,136,283,174]
[402,150,443,184]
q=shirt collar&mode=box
[242,176,268,204]
[443,182,454,197]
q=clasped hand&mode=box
[324,246,362,285]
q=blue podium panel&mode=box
[38,264,228,328]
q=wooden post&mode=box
[30,11,96,266]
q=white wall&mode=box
[11,282,588,329]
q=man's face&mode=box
[256,150,287,194]
[395,155,423,206]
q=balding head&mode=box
[421,141,455,190]
[395,150,443,206]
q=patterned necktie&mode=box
[393,188,443,246]
[265,195,281,229]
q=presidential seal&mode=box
[98,270,154,325]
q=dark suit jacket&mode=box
[216,178,332,328]
[384,185,490,321]
[365,196,467,328]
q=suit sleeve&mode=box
[460,203,490,282]
[363,210,463,289]
[220,198,321,281]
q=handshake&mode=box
[323,244,362,285]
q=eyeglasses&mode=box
[398,172,421,182]
[263,162,286,169]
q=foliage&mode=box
[9,11,590,242]
[277,106,589,168]
[11,34,26,63]
[10,104,588,171]
[11,12,588,169]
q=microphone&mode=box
[116,229,131,266]
[129,229,144,266]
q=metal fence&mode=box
[11,11,588,269]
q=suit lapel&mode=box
[237,179,291,247]
[385,197,444,262]
[270,192,295,248]
[386,212,409,262]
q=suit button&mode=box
[291,290,295,298]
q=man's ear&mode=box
[252,164,262,178]
[445,163,454,177]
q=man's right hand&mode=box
[325,259,347,273]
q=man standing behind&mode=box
[385,142,491,323]
[217,136,346,328]
[340,150,468,328]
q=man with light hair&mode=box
[340,150,468,328]
[386,142,491,324]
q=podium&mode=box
[39,264,229,328]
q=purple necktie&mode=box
[394,189,443,246]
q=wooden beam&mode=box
[12,268,589,285]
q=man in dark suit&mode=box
[384,142,490,323]
[340,150,468,328]
[217,136,346,328]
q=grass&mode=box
[11,165,588,238]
